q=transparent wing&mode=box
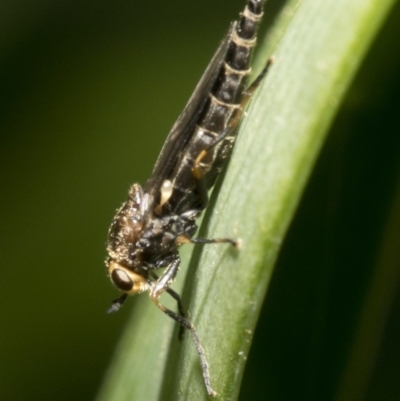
[144,23,235,204]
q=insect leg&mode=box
[149,256,216,396]
[107,293,128,314]
[192,57,274,206]
[150,256,188,338]
[166,287,187,340]
[150,270,187,340]
[176,233,240,249]
[190,236,240,248]
[150,255,181,299]
[150,293,216,397]
[150,271,186,316]
[191,122,239,208]
[166,287,186,317]
[197,59,272,156]
[239,55,275,115]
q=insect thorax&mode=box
[107,183,198,271]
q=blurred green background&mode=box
[0,0,250,399]
[1,0,400,400]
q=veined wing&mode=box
[144,23,236,205]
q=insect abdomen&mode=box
[165,0,264,214]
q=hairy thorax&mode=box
[107,183,198,272]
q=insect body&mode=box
[106,0,272,396]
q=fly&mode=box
[106,0,273,396]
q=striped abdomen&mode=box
[163,0,264,214]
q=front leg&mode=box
[149,254,216,397]
[150,270,187,340]
[149,254,181,299]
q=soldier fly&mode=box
[106,0,273,396]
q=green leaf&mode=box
[96,0,397,400]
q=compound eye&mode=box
[111,269,134,292]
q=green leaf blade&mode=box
[96,0,397,400]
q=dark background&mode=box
[0,1,259,399]
[242,3,400,401]
[1,1,400,400]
